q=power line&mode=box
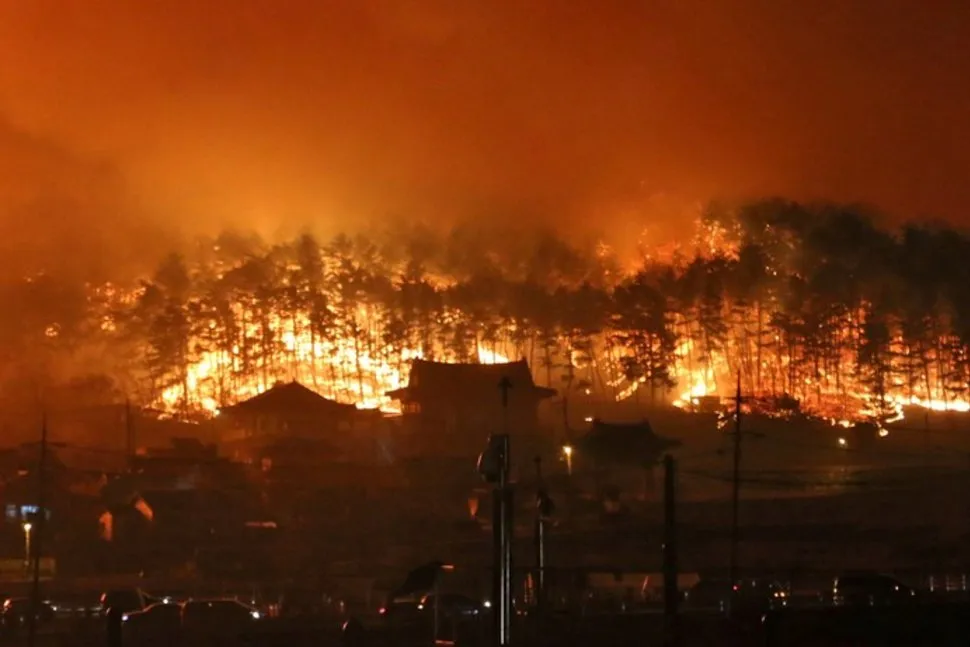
[753,433,970,459]
[678,465,966,490]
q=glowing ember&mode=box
[671,378,712,409]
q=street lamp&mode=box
[562,445,573,476]
[22,522,32,570]
[478,434,512,647]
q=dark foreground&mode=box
[3,602,969,647]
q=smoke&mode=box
[0,0,969,273]
[0,116,172,280]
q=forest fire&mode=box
[158,310,510,414]
[7,202,970,426]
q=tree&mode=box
[133,253,196,412]
[611,272,678,406]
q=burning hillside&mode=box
[5,201,970,425]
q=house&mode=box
[577,419,682,469]
[43,402,216,458]
[127,438,235,490]
[386,359,556,453]
[0,443,84,526]
[100,487,275,574]
[217,381,357,468]
[576,419,682,499]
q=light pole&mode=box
[22,522,32,571]
[533,457,554,615]
[562,445,573,476]
[478,376,514,647]
[562,444,574,520]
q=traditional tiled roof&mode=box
[577,418,682,467]
[220,381,356,418]
[387,359,556,403]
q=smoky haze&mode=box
[0,0,968,269]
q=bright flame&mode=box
[672,378,711,409]
[889,394,970,413]
[157,305,512,414]
[477,347,511,364]
[104,226,970,424]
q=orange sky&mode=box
[1,0,969,271]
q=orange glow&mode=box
[155,303,509,414]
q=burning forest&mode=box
[5,199,970,426]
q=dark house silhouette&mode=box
[0,444,66,528]
[577,418,682,469]
[217,381,357,469]
[386,359,555,452]
[576,419,683,501]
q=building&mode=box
[577,418,682,469]
[576,418,682,500]
[217,381,357,469]
[386,359,556,454]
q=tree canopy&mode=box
[4,200,970,424]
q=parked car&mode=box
[99,589,152,615]
[1,598,55,630]
[684,578,789,616]
[121,601,182,646]
[832,571,915,607]
[380,593,483,626]
[181,599,260,640]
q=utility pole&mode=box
[533,456,549,614]
[729,371,742,586]
[662,454,680,647]
[561,361,575,441]
[924,411,930,456]
[495,377,513,647]
[125,398,134,469]
[27,413,48,647]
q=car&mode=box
[683,578,789,616]
[100,589,151,615]
[380,593,484,626]
[416,593,483,617]
[121,601,183,646]
[181,599,260,638]
[1,598,55,629]
[832,571,916,607]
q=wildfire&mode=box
[158,306,510,414]
[889,394,970,413]
[671,379,711,409]
[97,216,970,425]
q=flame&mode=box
[102,221,970,424]
[668,335,721,409]
[153,299,970,423]
[890,394,970,413]
[477,347,511,365]
[671,379,710,409]
[157,305,510,415]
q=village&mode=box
[2,352,968,603]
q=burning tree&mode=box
[5,200,970,426]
